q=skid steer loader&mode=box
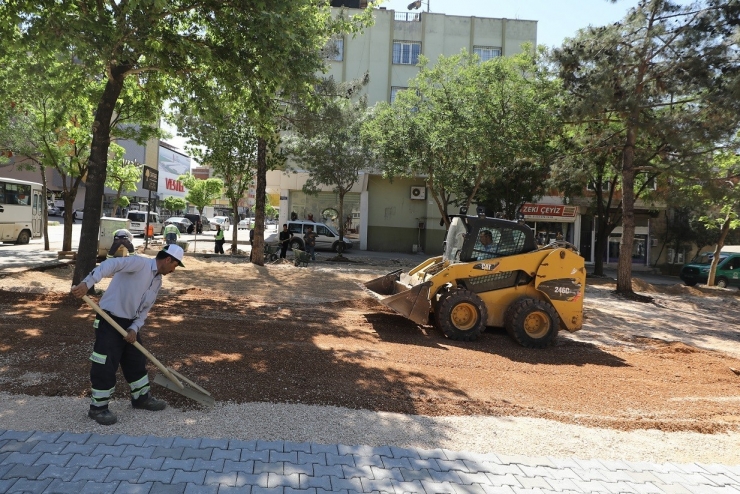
[363,212,586,348]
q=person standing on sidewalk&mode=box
[70,244,185,425]
[214,224,225,254]
[304,226,317,261]
[278,224,293,259]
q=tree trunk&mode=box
[231,200,239,254]
[252,137,267,266]
[336,190,346,256]
[616,126,637,294]
[707,208,733,286]
[73,71,126,286]
[62,190,77,252]
[40,164,49,251]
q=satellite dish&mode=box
[322,208,339,221]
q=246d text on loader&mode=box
[364,210,586,348]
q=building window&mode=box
[393,41,421,65]
[390,86,408,103]
[323,38,344,61]
[473,46,501,62]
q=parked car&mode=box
[126,211,163,236]
[680,250,740,288]
[212,216,231,231]
[286,220,353,252]
[47,206,61,216]
[73,209,84,220]
[163,217,192,234]
[237,219,254,230]
[183,213,207,234]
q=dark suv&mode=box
[183,213,209,234]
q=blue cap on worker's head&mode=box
[163,244,185,267]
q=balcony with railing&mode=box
[395,11,422,22]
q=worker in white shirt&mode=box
[70,244,185,425]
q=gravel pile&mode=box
[2,392,739,465]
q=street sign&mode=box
[143,165,158,192]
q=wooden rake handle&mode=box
[82,295,184,390]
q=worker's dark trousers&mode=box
[108,237,135,256]
[89,314,150,410]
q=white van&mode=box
[126,210,163,236]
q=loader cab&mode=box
[443,215,537,263]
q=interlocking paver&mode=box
[1,430,34,441]
[57,433,91,444]
[114,435,148,447]
[257,440,285,452]
[298,452,327,465]
[35,452,73,466]
[162,458,196,471]
[341,465,374,479]
[5,451,42,465]
[66,452,104,468]
[71,465,112,482]
[1,440,35,454]
[172,469,207,484]
[326,453,356,467]
[113,480,154,493]
[416,448,448,461]
[30,441,67,454]
[268,472,300,488]
[80,480,121,493]
[360,476,394,492]
[229,439,257,451]
[200,438,230,449]
[283,463,313,475]
[419,479,457,493]
[138,467,175,483]
[313,463,345,478]
[183,483,218,494]
[211,448,241,461]
[242,449,271,462]
[152,446,186,459]
[0,479,17,493]
[5,477,53,493]
[651,482,693,494]
[43,478,88,493]
[354,455,384,468]
[105,467,144,482]
[192,458,225,472]
[330,474,363,491]
[130,456,166,470]
[37,464,81,481]
[4,463,47,480]
[121,445,155,458]
[223,459,255,474]
[272,451,299,463]
[87,433,119,446]
[311,444,339,455]
[99,455,134,469]
[205,470,238,486]
[284,442,312,453]
[183,447,213,460]
[172,437,202,449]
[300,472,332,490]
[255,460,285,474]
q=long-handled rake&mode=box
[82,295,215,407]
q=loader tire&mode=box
[504,298,559,348]
[436,289,488,341]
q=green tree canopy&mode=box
[0,0,371,284]
[552,0,740,294]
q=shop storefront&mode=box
[520,202,580,249]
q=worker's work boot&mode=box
[132,394,167,411]
[88,408,117,426]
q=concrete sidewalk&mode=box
[2,429,739,494]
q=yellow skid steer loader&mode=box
[364,212,586,348]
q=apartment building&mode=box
[270,6,538,254]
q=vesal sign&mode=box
[165,178,185,192]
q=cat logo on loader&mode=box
[363,212,586,348]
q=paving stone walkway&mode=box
[1,429,740,493]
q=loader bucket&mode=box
[363,269,403,295]
[364,271,432,325]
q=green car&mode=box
[680,251,740,288]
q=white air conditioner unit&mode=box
[410,186,426,200]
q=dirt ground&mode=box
[1,254,740,435]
